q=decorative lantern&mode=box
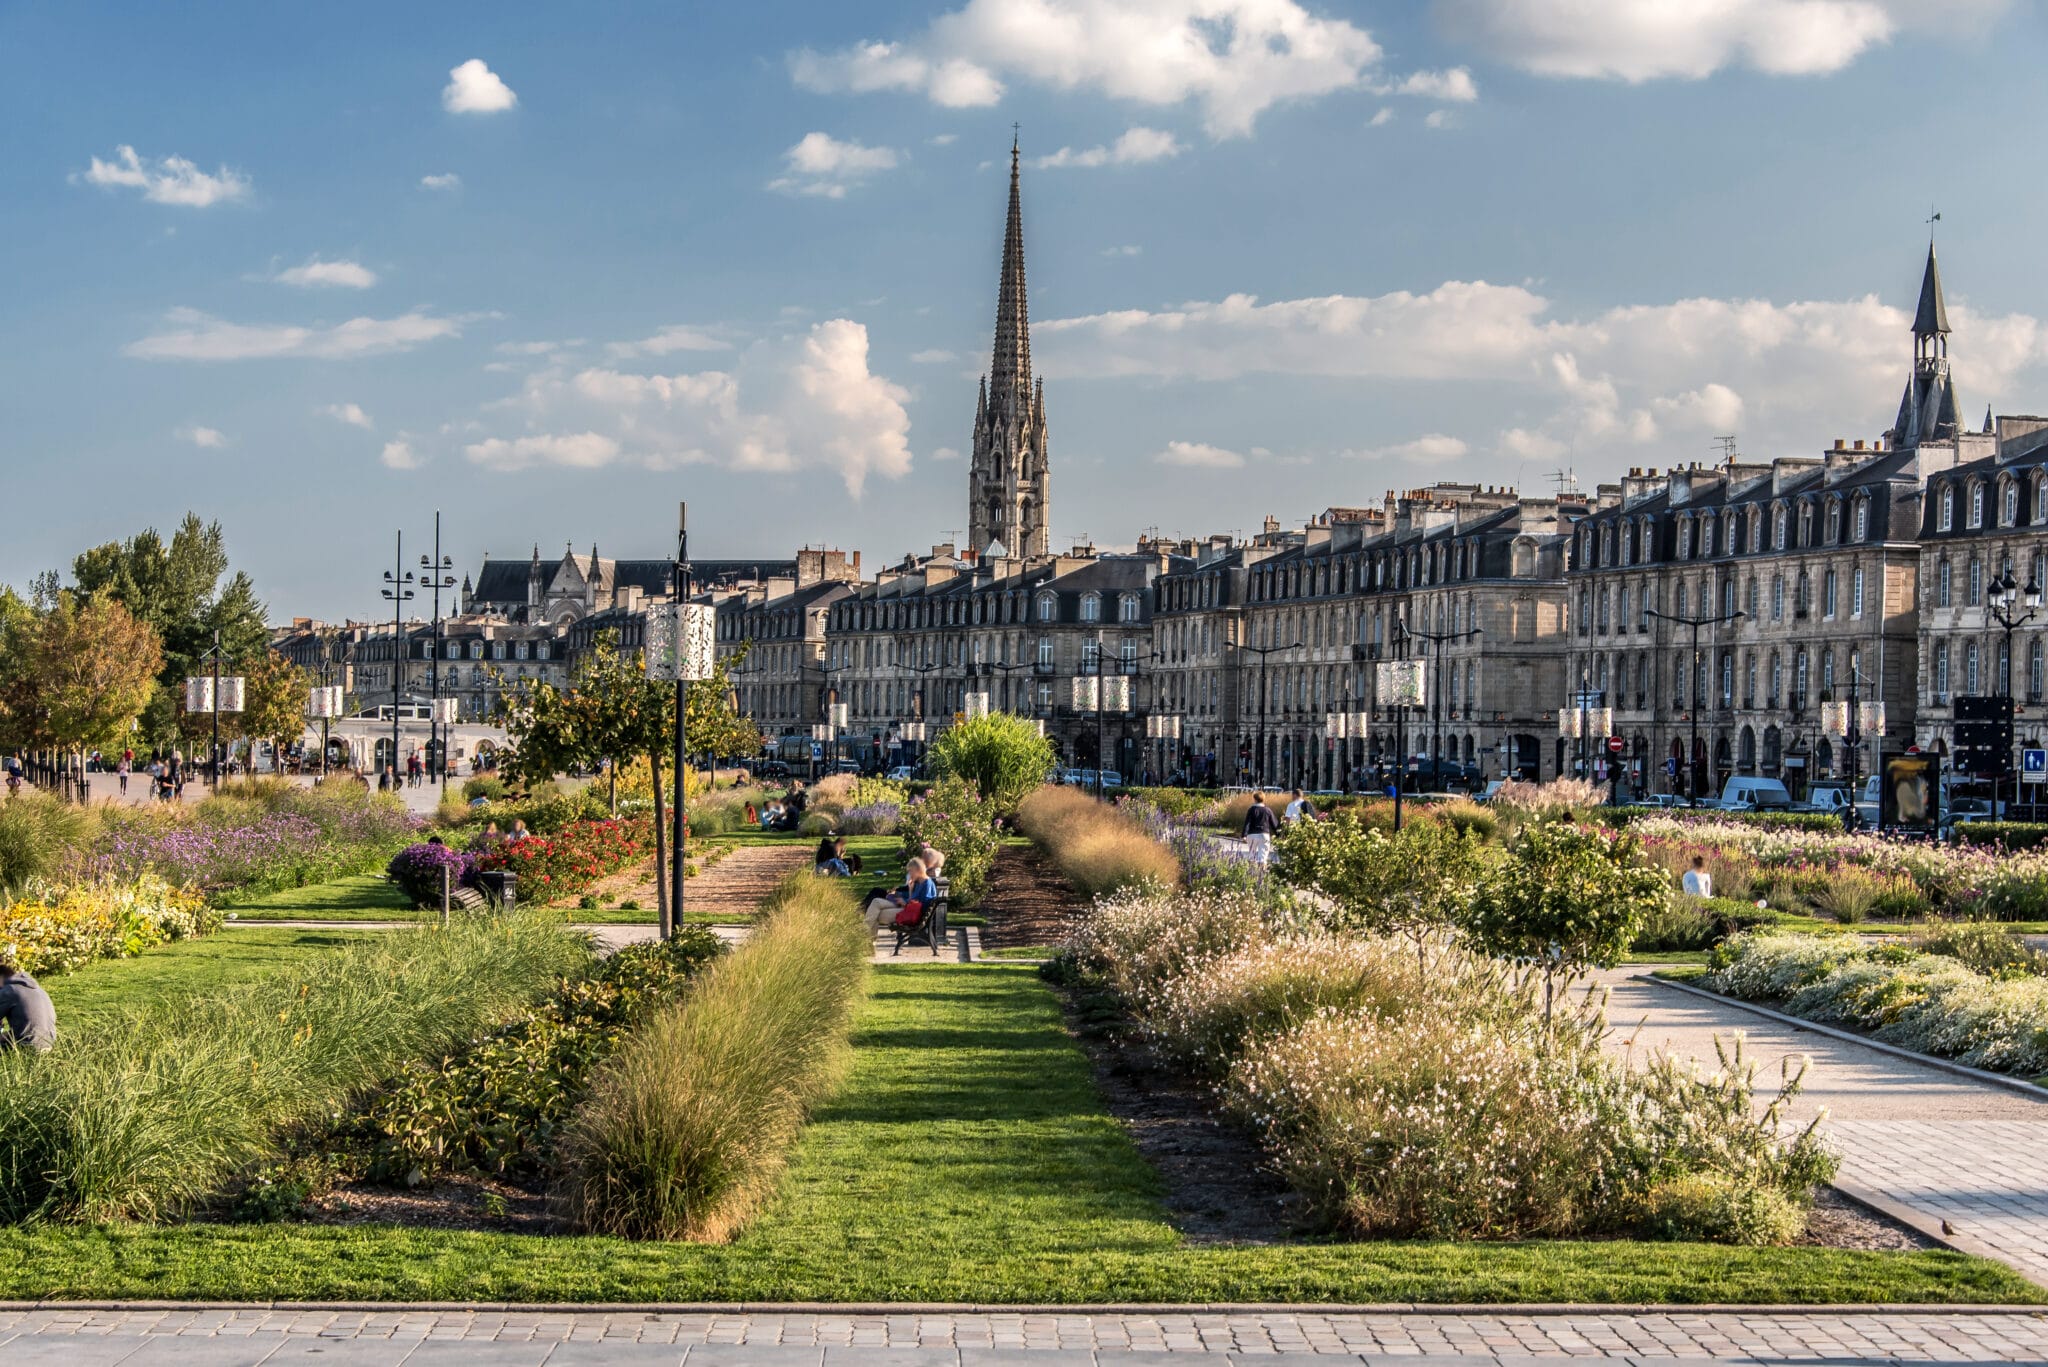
[1070,676,1099,711]
[184,678,215,714]
[1101,676,1131,712]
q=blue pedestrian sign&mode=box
[2023,748,2047,784]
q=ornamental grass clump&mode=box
[557,873,870,1241]
[1064,885,1272,1006]
[0,790,96,896]
[1016,784,1179,897]
[0,909,585,1223]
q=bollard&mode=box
[440,863,451,926]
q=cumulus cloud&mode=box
[789,0,1389,139]
[1424,109,1453,129]
[1156,439,1245,468]
[1032,126,1183,169]
[607,325,732,358]
[1431,0,2007,82]
[769,132,902,197]
[1102,244,1143,257]
[77,146,250,207]
[320,402,375,430]
[471,319,914,496]
[125,308,463,361]
[1393,67,1478,100]
[1347,434,1470,463]
[420,172,463,190]
[911,348,959,363]
[273,256,378,289]
[1039,279,2048,467]
[176,425,226,449]
[380,438,421,470]
[931,445,964,461]
[1369,106,1395,126]
[443,58,518,113]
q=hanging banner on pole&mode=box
[1376,660,1427,707]
[217,677,246,714]
[644,604,718,681]
[184,678,215,714]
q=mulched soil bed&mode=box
[306,1173,559,1234]
[976,844,1076,950]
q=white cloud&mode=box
[273,256,378,289]
[911,348,959,363]
[443,58,518,113]
[607,325,732,358]
[473,318,914,496]
[420,172,463,190]
[929,132,960,145]
[319,402,375,430]
[125,307,463,361]
[931,445,964,461]
[1430,0,2008,82]
[380,438,421,470]
[1424,109,1453,129]
[77,145,250,207]
[1039,280,2048,468]
[1369,106,1395,126]
[789,0,1387,139]
[1032,125,1183,169]
[1346,433,1470,463]
[176,425,226,449]
[769,132,902,197]
[1394,67,1478,100]
[1156,439,1245,468]
[1102,243,1143,257]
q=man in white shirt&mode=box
[1680,855,1713,899]
[1283,788,1311,823]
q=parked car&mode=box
[1715,777,1794,811]
[1634,793,1687,809]
[886,764,918,781]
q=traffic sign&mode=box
[2025,748,2047,784]
[1606,736,1625,755]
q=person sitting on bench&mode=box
[861,856,937,931]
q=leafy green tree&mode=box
[0,595,162,756]
[234,649,308,772]
[924,711,1056,815]
[1464,821,1668,1023]
[70,515,266,746]
[1273,811,1487,974]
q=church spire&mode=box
[1893,240,1960,448]
[1913,240,1950,338]
[989,136,1030,397]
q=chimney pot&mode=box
[1834,439,1845,450]
[1854,439,1865,451]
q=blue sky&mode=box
[4,0,2046,619]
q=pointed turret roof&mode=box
[988,136,1030,398]
[1914,241,1950,337]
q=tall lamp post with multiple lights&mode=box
[380,534,415,784]
[1402,619,1481,789]
[644,503,714,940]
[1990,569,2042,819]
[418,512,458,794]
[185,629,244,790]
[1241,636,1302,788]
[1823,670,1885,832]
[1646,604,1744,805]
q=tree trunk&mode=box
[650,747,671,937]
[608,758,618,817]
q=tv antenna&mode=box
[1712,435,1739,462]
[1546,468,1578,497]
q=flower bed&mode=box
[386,843,479,908]
[0,874,218,976]
[1708,931,2048,1075]
[897,779,1001,904]
[85,786,418,901]
[474,818,649,900]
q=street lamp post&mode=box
[380,533,416,787]
[1989,569,2041,819]
[188,630,244,790]
[908,658,945,775]
[1241,637,1303,789]
[1647,606,1745,806]
[1556,686,1611,793]
[1403,621,1482,791]
[419,512,458,796]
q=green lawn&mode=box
[43,928,392,1032]
[0,962,2031,1304]
[220,874,419,922]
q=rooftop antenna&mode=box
[1712,435,1739,462]
[1546,468,1578,498]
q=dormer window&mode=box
[1036,592,1057,622]
[1118,593,1140,623]
[1939,485,1955,532]
[1970,483,1985,528]
[2004,481,2019,527]
[1079,592,1102,623]
[1854,497,1870,541]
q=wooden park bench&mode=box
[888,877,951,958]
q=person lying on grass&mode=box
[860,856,939,931]
[0,962,56,1052]
[816,835,852,878]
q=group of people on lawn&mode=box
[813,833,945,932]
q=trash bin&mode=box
[477,870,518,911]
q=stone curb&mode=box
[4,1301,2046,1315]
[1827,1176,2032,1278]
[1638,974,2048,1102]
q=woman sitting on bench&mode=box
[860,856,937,931]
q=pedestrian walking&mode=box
[1242,790,1279,866]
[117,756,129,796]
[1681,854,1714,898]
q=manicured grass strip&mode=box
[0,964,2033,1303]
[44,929,392,1032]
[219,875,419,922]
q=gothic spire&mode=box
[1913,240,1950,337]
[989,136,1030,398]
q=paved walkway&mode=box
[1599,971,2048,1287]
[7,1306,2048,1361]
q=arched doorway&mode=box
[1762,726,1782,777]
[1738,726,1757,774]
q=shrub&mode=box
[1912,921,2048,979]
[475,817,650,899]
[1632,896,1783,953]
[1065,885,1271,1004]
[1807,864,1896,924]
[1435,799,1499,842]
[898,778,1002,905]
[925,712,1058,815]
[1952,821,2048,850]
[0,909,586,1222]
[464,777,511,803]
[0,874,217,977]
[1273,814,1485,960]
[838,801,901,836]
[557,875,870,1240]
[1488,777,1606,818]
[1016,785,1177,898]
[0,791,94,895]
[345,928,725,1185]
[687,805,736,838]
[1641,1172,1806,1245]
[1977,860,2048,922]
[385,842,477,908]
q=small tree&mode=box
[925,712,1055,815]
[235,649,307,772]
[1464,821,1668,1023]
[0,594,163,760]
[1273,811,1486,975]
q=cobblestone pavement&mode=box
[6,1307,2048,1362]
[1599,973,2048,1288]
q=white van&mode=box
[1716,777,1794,811]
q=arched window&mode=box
[1935,643,1950,696]
[1939,485,1955,531]
[1854,497,1869,541]
[1118,593,1140,623]
[1036,592,1057,622]
[1701,517,1716,557]
[2005,481,2019,527]
[1773,506,1787,550]
[1079,592,1101,623]
[1971,482,1985,528]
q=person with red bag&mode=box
[861,856,938,932]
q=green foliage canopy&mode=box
[924,712,1055,815]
